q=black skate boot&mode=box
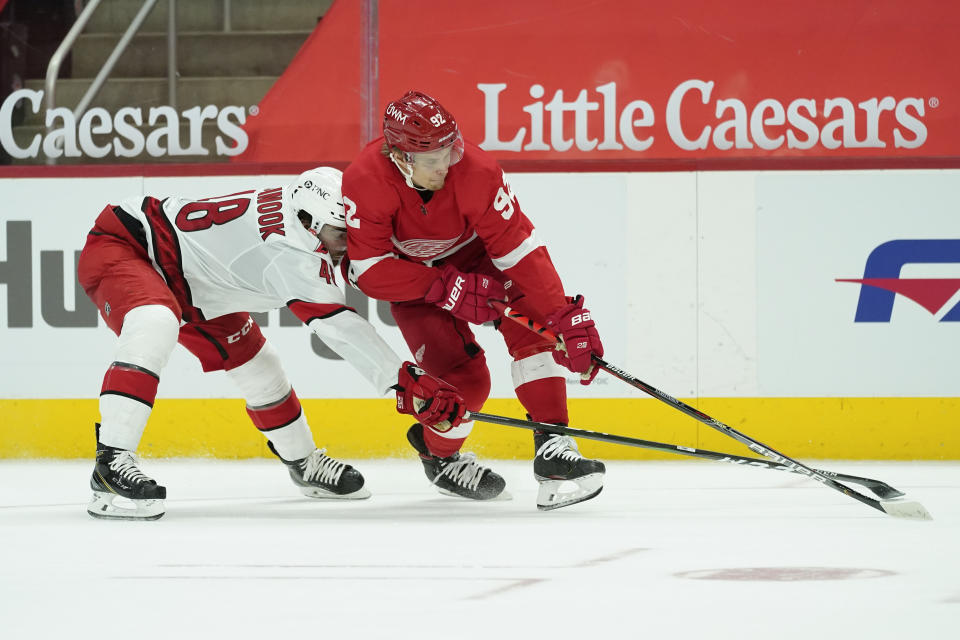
[268,442,370,499]
[533,429,605,510]
[87,425,166,520]
[407,423,508,500]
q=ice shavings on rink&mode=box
[1,459,958,639]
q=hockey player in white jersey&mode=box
[77,167,467,520]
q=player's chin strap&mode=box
[390,153,428,191]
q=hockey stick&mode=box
[489,300,932,520]
[465,411,904,499]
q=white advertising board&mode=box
[2,169,957,401]
[756,170,960,397]
[0,173,642,400]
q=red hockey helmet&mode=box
[383,90,463,164]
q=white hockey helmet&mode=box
[289,167,346,234]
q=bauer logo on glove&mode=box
[425,265,506,324]
[545,295,604,385]
[569,312,590,326]
[441,275,466,311]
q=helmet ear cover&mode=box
[296,209,312,229]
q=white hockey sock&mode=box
[259,409,316,461]
[99,394,154,451]
[98,305,179,451]
[227,342,315,461]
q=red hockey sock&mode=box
[247,389,303,431]
[515,376,568,425]
[98,362,161,450]
[247,389,316,461]
[101,362,160,407]
[423,427,466,459]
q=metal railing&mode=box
[42,0,173,164]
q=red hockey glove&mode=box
[545,295,604,385]
[393,362,466,431]
[424,265,506,324]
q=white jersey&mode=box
[117,185,402,394]
[120,185,335,318]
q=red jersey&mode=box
[342,138,566,316]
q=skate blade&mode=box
[437,487,513,501]
[87,491,165,521]
[536,472,604,511]
[299,486,372,500]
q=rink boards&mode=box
[1,396,955,460]
[1,170,957,459]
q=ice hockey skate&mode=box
[533,430,605,510]
[407,423,509,500]
[269,442,370,499]
[87,434,166,521]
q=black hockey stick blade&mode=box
[588,359,932,520]
[467,411,903,499]
[487,301,931,520]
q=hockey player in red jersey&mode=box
[77,167,467,520]
[341,90,606,509]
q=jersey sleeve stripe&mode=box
[491,229,543,271]
[347,252,397,281]
[287,300,357,324]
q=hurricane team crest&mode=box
[836,239,960,322]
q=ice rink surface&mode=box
[1,458,957,640]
